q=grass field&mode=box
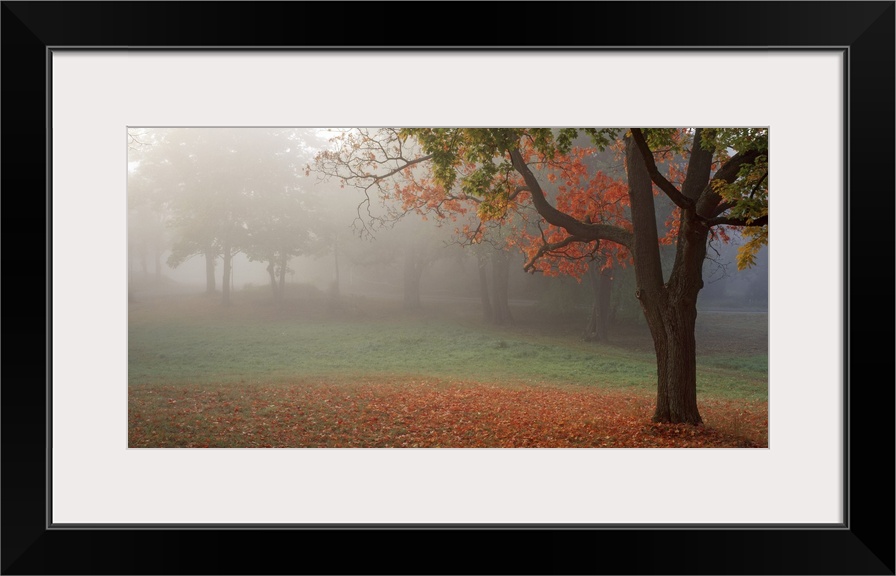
[128,288,768,448]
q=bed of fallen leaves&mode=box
[129,378,767,448]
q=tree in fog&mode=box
[339,212,459,311]
[398,216,460,310]
[128,129,176,290]
[127,168,170,283]
[311,129,519,324]
[140,128,307,305]
[243,183,321,304]
[165,128,244,303]
[239,135,325,305]
[510,144,630,338]
[312,128,768,425]
[467,224,517,324]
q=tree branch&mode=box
[509,149,633,248]
[367,153,433,183]
[712,200,735,217]
[508,185,530,201]
[698,149,766,216]
[630,128,696,210]
[523,235,594,273]
[705,214,768,227]
[749,172,768,199]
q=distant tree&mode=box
[468,224,517,324]
[338,213,458,311]
[311,130,520,324]
[398,217,460,311]
[239,132,324,305]
[127,168,170,283]
[132,128,310,305]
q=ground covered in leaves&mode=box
[129,378,768,448]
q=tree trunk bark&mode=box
[651,294,701,424]
[626,134,704,425]
[478,255,493,322]
[490,249,513,325]
[204,248,216,294]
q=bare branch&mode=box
[365,153,433,184]
[127,130,151,152]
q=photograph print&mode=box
[128,127,769,449]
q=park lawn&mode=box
[128,292,768,448]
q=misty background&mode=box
[127,128,768,334]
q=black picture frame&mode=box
[2,2,892,574]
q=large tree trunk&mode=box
[626,134,707,425]
[478,254,493,322]
[652,293,701,423]
[584,263,612,341]
[490,249,513,325]
[635,267,703,425]
[204,248,217,294]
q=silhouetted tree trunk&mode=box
[222,243,232,306]
[490,249,513,325]
[478,254,493,322]
[278,253,288,302]
[204,247,216,294]
[267,261,278,302]
[584,263,612,341]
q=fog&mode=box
[128,127,768,324]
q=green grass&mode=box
[128,291,767,402]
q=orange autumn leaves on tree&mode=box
[311,127,766,280]
[313,128,744,283]
[509,143,633,279]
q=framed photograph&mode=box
[3,1,892,573]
